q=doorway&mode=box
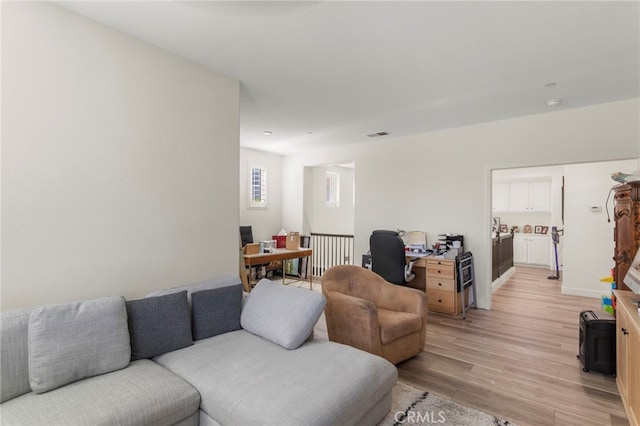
[490,158,639,301]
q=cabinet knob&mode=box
[437,270,442,274]
[438,299,442,303]
[622,327,629,335]
[438,283,442,286]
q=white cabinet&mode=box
[493,179,551,212]
[508,179,550,212]
[513,234,550,266]
[492,182,509,212]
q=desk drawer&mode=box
[427,289,456,314]
[426,264,455,279]
[427,277,456,292]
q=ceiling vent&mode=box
[367,131,390,138]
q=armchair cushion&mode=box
[377,309,422,344]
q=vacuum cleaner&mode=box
[548,226,563,280]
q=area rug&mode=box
[378,381,517,426]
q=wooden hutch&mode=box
[613,181,640,291]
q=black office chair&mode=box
[369,230,418,285]
[240,226,254,247]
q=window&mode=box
[249,166,267,208]
[326,171,340,207]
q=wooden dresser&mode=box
[613,182,640,291]
[425,257,466,315]
[613,290,640,426]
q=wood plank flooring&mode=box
[312,266,628,426]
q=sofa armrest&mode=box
[323,291,383,356]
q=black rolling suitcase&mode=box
[577,310,616,376]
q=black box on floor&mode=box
[577,310,616,376]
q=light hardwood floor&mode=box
[313,266,628,426]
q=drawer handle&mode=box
[437,270,442,274]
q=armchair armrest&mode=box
[376,284,428,321]
[323,291,383,356]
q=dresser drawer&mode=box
[427,277,456,292]
[426,264,455,279]
[427,289,456,314]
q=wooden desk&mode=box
[406,254,466,315]
[243,248,312,292]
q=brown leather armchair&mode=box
[321,265,428,365]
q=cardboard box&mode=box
[272,235,287,248]
[286,232,300,250]
[245,243,260,255]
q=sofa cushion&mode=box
[154,330,397,426]
[191,284,243,341]
[1,307,35,403]
[126,290,192,361]
[0,359,200,426]
[240,279,326,349]
[28,296,130,394]
[146,275,242,306]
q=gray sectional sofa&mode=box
[0,276,397,425]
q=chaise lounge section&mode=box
[1,276,397,425]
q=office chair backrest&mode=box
[240,226,254,247]
[370,230,407,285]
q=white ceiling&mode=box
[55,1,640,155]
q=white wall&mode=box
[239,148,283,242]
[283,98,640,310]
[562,159,639,297]
[1,2,240,310]
[309,166,355,235]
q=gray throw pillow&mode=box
[126,291,192,361]
[191,284,243,341]
[240,279,326,350]
[28,296,130,394]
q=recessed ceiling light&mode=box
[546,99,561,107]
[545,82,557,88]
[263,131,272,136]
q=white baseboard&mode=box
[561,286,605,299]
[491,267,516,292]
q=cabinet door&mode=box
[492,182,509,211]
[528,237,550,265]
[513,236,527,263]
[508,182,529,211]
[629,324,639,425]
[528,180,551,211]
[617,310,629,399]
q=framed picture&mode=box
[499,224,508,233]
[492,217,500,232]
[523,225,532,233]
[541,226,549,234]
[534,225,543,234]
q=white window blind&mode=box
[249,166,267,208]
[326,171,339,207]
